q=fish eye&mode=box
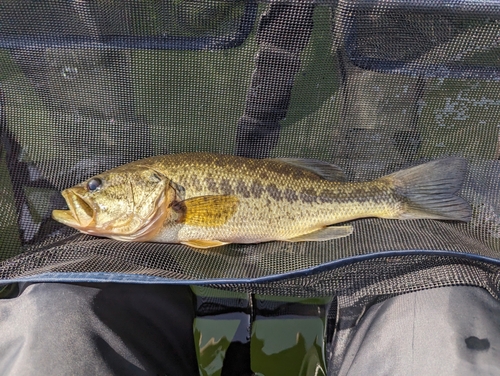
[87,178,102,192]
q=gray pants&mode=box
[1,283,500,375]
[0,283,198,376]
[337,286,500,375]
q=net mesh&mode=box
[1,0,500,297]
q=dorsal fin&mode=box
[271,158,347,182]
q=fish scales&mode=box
[52,153,471,249]
[137,153,402,243]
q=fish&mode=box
[52,153,472,249]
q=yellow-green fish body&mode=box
[52,153,471,249]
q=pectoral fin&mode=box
[175,195,239,227]
[286,225,353,242]
[181,239,230,249]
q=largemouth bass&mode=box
[52,153,471,249]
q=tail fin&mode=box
[386,158,471,222]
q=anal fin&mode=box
[181,239,230,249]
[286,225,353,242]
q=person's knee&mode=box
[17,283,99,333]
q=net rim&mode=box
[1,248,499,285]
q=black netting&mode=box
[0,0,499,299]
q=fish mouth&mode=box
[52,188,96,229]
